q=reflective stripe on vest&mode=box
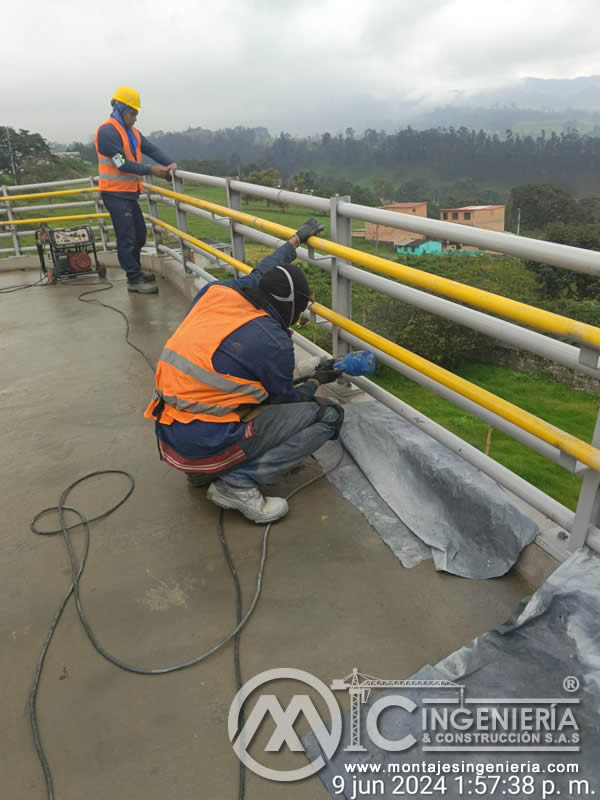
[151,388,237,417]
[94,118,143,193]
[143,284,272,426]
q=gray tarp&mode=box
[305,548,600,800]
[316,399,539,578]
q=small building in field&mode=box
[396,238,443,255]
[396,239,486,257]
[365,202,428,246]
[440,205,505,232]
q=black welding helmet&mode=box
[259,264,310,327]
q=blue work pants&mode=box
[189,401,342,488]
[101,192,146,283]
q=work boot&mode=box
[140,271,156,283]
[207,479,289,523]
[128,280,158,294]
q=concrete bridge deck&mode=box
[0,260,557,799]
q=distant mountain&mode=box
[402,77,600,136]
[463,75,600,111]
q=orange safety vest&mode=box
[144,284,270,426]
[94,117,143,193]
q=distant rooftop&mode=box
[382,202,427,208]
[441,205,504,211]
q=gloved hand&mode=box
[312,357,338,385]
[312,395,344,440]
[294,218,324,244]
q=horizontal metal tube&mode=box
[231,223,335,272]
[157,243,219,283]
[1,213,109,226]
[147,208,599,471]
[149,196,333,271]
[11,201,97,214]
[174,200,232,228]
[0,187,97,203]
[162,175,600,276]
[143,183,600,351]
[228,180,330,212]
[7,177,91,192]
[171,170,330,213]
[149,197,334,270]
[339,327,570,469]
[311,300,600,470]
[338,262,600,380]
[172,170,226,188]
[0,225,115,239]
[161,237,228,264]
[149,196,234,233]
[0,245,39,253]
[291,333,575,533]
[338,202,600,276]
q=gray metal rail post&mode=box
[2,186,21,256]
[329,195,352,358]
[145,174,164,251]
[569,409,600,552]
[89,177,109,251]
[172,172,193,272]
[226,177,245,272]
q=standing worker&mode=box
[144,219,344,523]
[95,86,177,294]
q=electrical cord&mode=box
[78,280,156,371]
[0,275,47,293]
[25,274,345,800]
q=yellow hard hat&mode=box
[112,86,141,111]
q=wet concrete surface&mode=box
[1,266,542,799]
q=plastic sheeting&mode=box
[315,399,539,578]
[305,548,600,799]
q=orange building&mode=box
[440,205,505,232]
[364,202,428,246]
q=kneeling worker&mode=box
[144,219,343,523]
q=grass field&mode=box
[3,177,598,512]
[370,363,597,511]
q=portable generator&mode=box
[36,225,106,284]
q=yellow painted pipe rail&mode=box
[0,213,109,226]
[149,215,253,274]
[144,182,600,350]
[0,187,98,202]
[312,302,600,472]
[148,214,600,472]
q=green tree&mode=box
[373,178,394,204]
[0,127,54,183]
[578,195,600,224]
[396,178,431,203]
[351,184,378,206]
[525,221,600,300]
[510,184,576,231]
[244,167,281,187]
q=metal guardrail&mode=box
[0,182,151,250]
[146,212,600,559]
[3,173,600,559]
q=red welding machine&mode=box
[36,225,106,284]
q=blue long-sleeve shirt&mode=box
[156,242,318,458]
[96,123,173,176]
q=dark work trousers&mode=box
[101,192,147,284]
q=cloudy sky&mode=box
[3,0,598,143]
